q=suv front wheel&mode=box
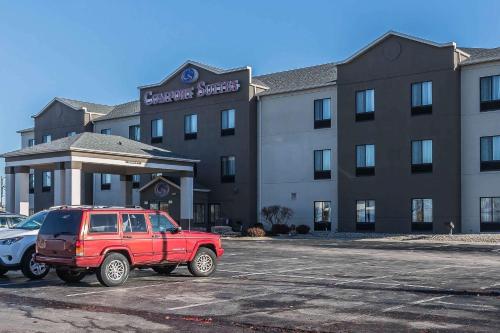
[96,253,130,287]
[21,247,50,280]
[188,247,217,277]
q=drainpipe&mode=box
[256,94,262,225]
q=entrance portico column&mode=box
[119,175,133,207]
[180,176,194,224]
[64,162,82,206]
[4,167,15,213]
[54,163,66,206]
[14,166,30,216]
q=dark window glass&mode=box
[209,204,221,224]
[39,210,83,235]
[151,119,163,139]
[411,81,432,107]
[28,139,35,147]
[149,214,176,232]
[42,171,51,191]
[101,174,111,190]
[122,214,148,233]
[89,214,118,233]
[100,128,111,135]
[356,89,374,114]
[221,109,235,129]
[129,125,141,141]
[412,199,433,223]
[67,131,76,137]
[356,144,375,167]
[314,201,331,231]
[42,135,51,143]
[356,200,376,223]
[29,174,35,193]
[480,197,500,223]
[194,204,205,224]
[221,156,236,182]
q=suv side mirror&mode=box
[173,227,182,233]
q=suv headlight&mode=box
[1,237,24,245]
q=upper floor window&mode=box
[184,114,198,140]
[480,197,500,224]
[42,135,51,144]
[355,89,375,121]
[480,135,500,171]
[42,171,51,192]
[151,119,163,143]
[29,174,35,194]
[412,199,433,223]
[314,98,331,129]
[101,174,112,190]
[356,200,375,223]
[221,156,236,183]
[67,131,76,137]
[101,128,111,135]
[356,144,375,176]
[411,140,433,173]
[480,75,500,112]
[132,174,140,189]
[28,139,35,147]
[129,125,140,141]
[314,149,331,179]
[411,81,432,115]
[221,109,235,136]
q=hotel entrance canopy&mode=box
[2,132,198,218]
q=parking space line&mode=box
[436,301,498,310]
[231,265,326,278]
[382,295,452,313]
[65,281,186,297]
[219,257,299,266]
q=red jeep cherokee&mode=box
[35,207,224,287]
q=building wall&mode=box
[461,61,500,232]
[258,86,338,231]
[93,116,141,206]
[19,131,35,213]
[337,35,462,233]
[139,64,257,227]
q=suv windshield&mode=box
[39,210,83,235]
[15,211,49,230]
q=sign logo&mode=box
[181,67,199,84]
[154,182,170,198]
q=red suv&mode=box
[35,207,224,287]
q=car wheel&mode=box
[21,247,50,280]
[188,248,217,277]
[152,265,177,275]
[96,253,130,287]
[0,267,8,276]
[56,268,87,283]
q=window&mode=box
[314,201,331,231]
[100,128,111,135]
[149,214,177,232]
[221,156,236,183]
[42,171,51,192]
[151,119,163,143]
[101,174,112,190]
[184,114,198,140]
[356,144,375,176]
[480,136,500,171]
[67,131,76,137]
[122,214,148,233]
[480,197,500,223]
[355,89,375,121]
[132,175,140,189]
[151,172,163,180]
[480,75,500,112]
[314,98,331,129]
[28,139,35,147]
[89,214,118,233]
[314,149,331,179]
[42,135,51,143]
[356,200,375,223]
[29,174,34,194]
[411,81,433,114]
[209,204,221,224]
[412,199,433,223]
[129,125,140,141]
[221,109,235,136]
[194,204,206,225]
[411,140,433,173]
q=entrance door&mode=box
[149,213,186,263]
[121,213,153,264]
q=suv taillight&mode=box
[75,240,84,257]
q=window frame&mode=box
[313,149,332,179]
[42,135,52,144]
[411,81,433,115]
[355,144,375,176]
[209,203,221,225]
[151,118,163,143]
[221,109,236,136]
[480,75,500,112]
[29,174,35,194]
[88,213,119,234]
[128,125,141,141]
[132,175,140,189]
[28,139,36,147]
[411,139,433,173]
[121,213,149,234]
[355,89,375,121]
[67,131,77,137]
[411,198,433,224]
[220,156,236,183]
[42,171,51,192]
[100,128,111,135]
[184,114,198,140]
[193,203,206,225]
[314,98,332,129]
[313,201,332,231]
[100,173,112,191]
[356,200,376,223]
[480,135,500,171]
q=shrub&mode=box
[261,205,294,225]
[252,222,265,230]
[296,225,310,234]
[271,223,290,235]
[246,227,266,237]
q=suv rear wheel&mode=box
[21,247,49,280]
[0,267,7,276]
[188,247,217,277]
[96,253,130,287]
[56,268,87,283]
[152,265,177,275]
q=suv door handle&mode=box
[123,235,132,238]
[152,234,161,238]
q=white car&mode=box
[0,210,50,279]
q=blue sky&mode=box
[0,0,499,174]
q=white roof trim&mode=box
[337,31,457,65]
[16,127,34,134]
[137,60,251,89]
[138,176,209,193]
[69,147,200,163]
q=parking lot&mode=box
[0,238,499,332]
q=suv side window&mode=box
[89,214,118,233]
[149,214,176,232]
[0,217,8,228]
[122,214,148,233]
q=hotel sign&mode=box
[143,67,240,106]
